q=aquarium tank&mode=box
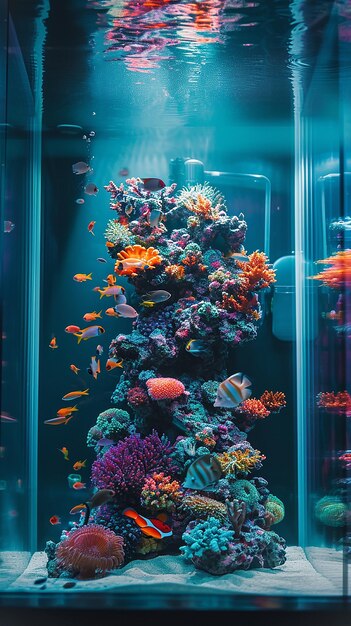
[0,0,350,620]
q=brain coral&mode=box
[146,377,185,401]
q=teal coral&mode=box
[181,517,234,559]
[227,479,260,507]
[87,408,132,451]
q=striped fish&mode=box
[183,454,222,490]
[214,372,252,409]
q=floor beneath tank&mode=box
[0,546,348,596]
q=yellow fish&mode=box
[73,460,87,471]
[59,446,69,461]
[73,273,92,282]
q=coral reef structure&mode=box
[48,179,287,578]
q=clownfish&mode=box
[123,508,172,540]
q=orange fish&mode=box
[62,389,89,401]
[105,274,116,286]
[73,460,87,471]
[105,307,119,318]
[49,337,58,349]
[83,310,102,322]
[44,416,74,426]
[88,221,96,236]
[49,515,61,525]
[106,241,115,248]
[59,446,69,461]
[73,481,86,490]
[73,273,92,282]
[106,358,123,371]
[57,406,79,417]
[70,364,80,375]
[65,325,81,334]
[70,503,87,515]
[123,508,172,539]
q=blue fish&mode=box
[183,454,222,491]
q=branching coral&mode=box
[236,251,276,290]
[141,472,182,512]
[316,391,351,414]
[237,399,270,420]
[56,525,124,579]
[311,250,351,288]
[184,194,221,222]
[178,183,226,212]
[217,448,265,476]
[260,391,286,413]
[91,432,175,501]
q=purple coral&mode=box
[91,431,175,502]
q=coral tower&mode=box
[48,178,287,578]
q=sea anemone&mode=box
[115,244,162,277]
[146,377,185,401]
[141,472,182,512]
[260,391,286,413]
[180,495,228,523]
[90,504,142,560]
[56,525,124,579]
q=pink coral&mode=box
[146,377,185,401]
[56,525,124,579]
[141,472,182,511]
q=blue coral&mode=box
[181,517,234,560]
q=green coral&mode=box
[265,494,285,525]
[229,479,260,507]
[104,219,134,248]
[87,408,132,450]
[180,517,234,560]
[315,496,346,527]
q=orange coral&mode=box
[311,250,351,289]
[146,377,185,400]
[260,391,286,413]
[217,448,266,475]
[56,525,124,579]
[114,245,162,277]
[236,251,276,290]
[184,194,220,221]
[239,398,270,419]
[317,391,351,414]
[165,264,185,280]
[221,293,260,320]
